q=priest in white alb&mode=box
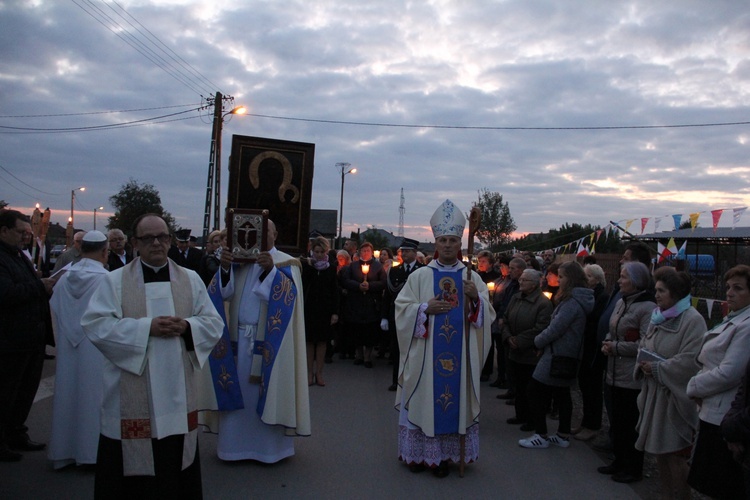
[81,214,223,499]
[48,230,109,469]
[395,199,494,478]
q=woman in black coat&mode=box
[301,237,339,386]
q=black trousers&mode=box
[0,346,45,446]
[95,434,202,500]
[527,378,572,436]
[577,358,604,430]
[509,360,535,422]
[609,385,644,476]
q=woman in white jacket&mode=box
[686,265,750,500]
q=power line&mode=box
[0,103,201,119]
[247,113,750,131]
[70,0,211,96]
[0,107,202,132]
[0,171,43,200]
[0,114,201,135]
[108,0,223,94]
[0,165,62,195]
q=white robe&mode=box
[81,262,223,441]
[48,258,108,469]
[216,248,310,463]
[395,260,493,438]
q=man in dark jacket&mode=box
[0,209,54,461]
[381,238,423,391]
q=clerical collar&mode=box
[141,261,170,283]
[434,259,461,269]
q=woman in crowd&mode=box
[301,236,339,386]
[335,250,352,360]
[543,262,560,299]
[573,264,610,441]
[635,267,705,499]
[598,261,655,483]
[379,247,394,273]
[688,265,750,499]
[519,261,593,449]
[501,269,553,430]
[198,229,222,286]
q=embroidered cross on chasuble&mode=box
[431,268,464,435]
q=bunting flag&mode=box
[711,209,723,232]
[576,241,589,257]
[705,299,714,319]
[589,232,596,246]
[596,229,603,241]
[641,217,649,234]
[654,217,662,233]
[691,297,700,309]
[625,219,635,233]
[657,241,669,263]
[721,301,730,318]
[672,214,682,230]
[667,237,678,255]
[689,212,701,231]
[733,207,747,229]
[590,242,596,254]
[677,240,687,259]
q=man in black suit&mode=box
[168,229,202,272]
[106,229,132,271]
[382,238,423,391]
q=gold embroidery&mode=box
[436,384,454,412]
[438,316,457,344]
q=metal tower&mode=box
[398,188,405,238]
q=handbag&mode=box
[549,353,579,379]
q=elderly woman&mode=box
[335,250,352,360]
[598,261,655,483]
[573,264,610,441]
[635,267,705,499]
[519,261,594,449]
[688,265,750,499]
[301,237,339,386]
[501,269,553,429]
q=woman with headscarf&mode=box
[688,265,750,499]
[635,267,705,499]
[598,261,655,483]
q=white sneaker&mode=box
[547,434,570,448]
[518,434,549,449]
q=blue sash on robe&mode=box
[253,266,297,417]
[431,268,464,435]
[206,269,244,410]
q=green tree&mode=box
[362,227,390,250]
[471,188,517,251]
[0,200,8,209]
[108,179,176,236]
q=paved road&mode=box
[1,355,646,499]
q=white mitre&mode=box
[430,199,466,238]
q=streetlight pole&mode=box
[70,186,85,227]
[337,162,357,248]
[93,206,104,230]
[202,92,246,246]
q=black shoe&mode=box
[8,438,45,452]
[612,472,642,484]
[0,448,22,462]
[432,461,450,478]
[520,423,535,432]
[496,391,515,400]
[409,463,426,473]
[388,384,397,392]
[353,359,364,365]
[597,464,620,475]
[44,353,56,360]
[489,379,507,389]
[364,361,373,368]
[506,417,525,425]
[480,374,490,382]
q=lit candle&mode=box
[361,263,370,282]
[373,250,380,259]
[487,282,495,292]
[543,291,553,300]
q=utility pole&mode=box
[398,187,405,238]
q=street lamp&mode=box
[337,162,357,247]
[70,186,85,227]
[202,92,247,245]
[93,206,104,230]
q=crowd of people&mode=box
[2,204,750,497]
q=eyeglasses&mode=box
[135,234,170,245]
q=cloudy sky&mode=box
[1,0,749,246]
